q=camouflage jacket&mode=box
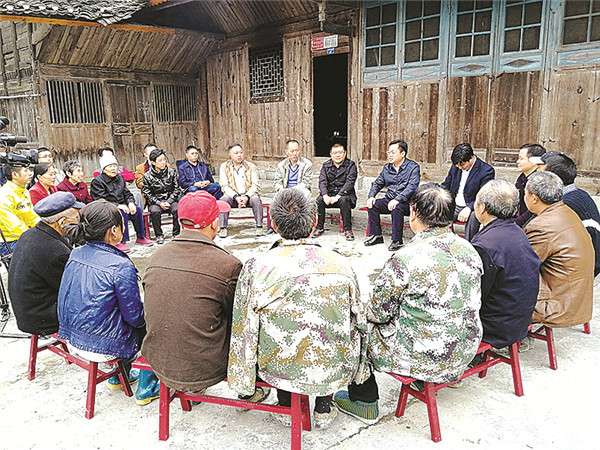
[368,227,483,383]
[227,239,368,396]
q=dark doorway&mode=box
[313,53,348,157]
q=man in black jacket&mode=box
[8,192,83,335]
[142,149,181,244]
[313,144,358,241]
[91,151,152,252]
[471,181,541,350]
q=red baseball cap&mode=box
[178,191,230,229]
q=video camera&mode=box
[0,116,33,167]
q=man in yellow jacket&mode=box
[0,164,39,256]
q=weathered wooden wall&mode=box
[205,34,314,164]
[0,20,37,143]
[36,65,204,175]
[357,68,599,181]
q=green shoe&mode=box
[135,370,160,406]
[333,390,378,425]
[108,368,140,390]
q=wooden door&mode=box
[107,83,154,169]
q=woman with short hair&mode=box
[56,160,93,204]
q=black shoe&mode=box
[364,235,384,246]
[388,241,403,251]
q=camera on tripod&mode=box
[0,116,32,166]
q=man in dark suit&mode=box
[441,143,495,240]
[313,143,358,241]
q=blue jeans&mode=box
[0,239,17,258]
[188,183,223,199]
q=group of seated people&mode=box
[2,136,597,432]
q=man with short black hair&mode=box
[335,183,483,424]
[219,144,263,236]
[524,171,594,327]
[0,164,38,256]
[314,143,357,241]
[228,188,366,429]
[514,143,546,227]
[441,143,495,240]
[177,145,222,198]
[8,191,83,335]
[471,180,541,350]
[365,140,420,251]
[135,143,157,190]
[543,152,600,277]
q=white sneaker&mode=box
[218,228,228,238]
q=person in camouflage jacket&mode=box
[227,188,368,427]
[334,183,483,424]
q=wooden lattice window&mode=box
[563,0,600,45]
[46,80,106,124]
[365,2,398,67]
[404,0,442,63]
[249,45,284,102]
[153,85,197,122]
[504,0,543,52]
[455,0,493,58]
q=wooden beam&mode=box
[0,15,226,40]
[148,0,198,12]
[11,22,20,85]
[0,30,7,95]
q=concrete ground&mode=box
[1,209,599,450]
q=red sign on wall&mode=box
[311,37,324,51]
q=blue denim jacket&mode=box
[368,158,421,203]
[58,241,145,358]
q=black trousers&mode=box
[277,389,332,412]
[149,202,180,237]
[347,373,379,403]
[316,195,354,231]
[453,205,480,241]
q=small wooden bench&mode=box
[528,322,591,370]
[28,334,132,419]
[388,340,523,442]
[227,202,271,229]
[132,356,310,449]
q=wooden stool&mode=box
[527,322,591,370]
[389,341,523,442]
[132,356,310,448]
[28,334,133,418]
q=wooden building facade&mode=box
[0,0,599,189]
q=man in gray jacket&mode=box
[274,139,313,193]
